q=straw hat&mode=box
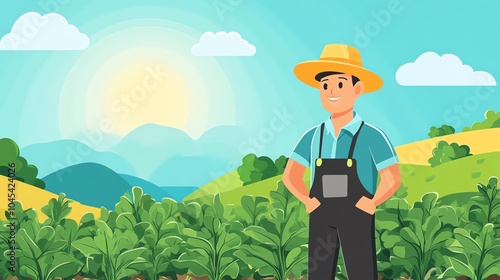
[294,44,383,92]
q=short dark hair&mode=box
[315,71,360,86]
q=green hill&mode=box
[184,170,242,201]
[399,151,500,203]
[185,152,500,206]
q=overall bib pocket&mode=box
[322,174,348,198]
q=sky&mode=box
[0,0,499,161]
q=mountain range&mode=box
[22,124,255,188]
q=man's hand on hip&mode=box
[305,197,321,213]
[355,196,376,215]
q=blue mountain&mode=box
[111,124,246,184]
[43,163,133,209]
[22,140,136,178]
[112,124,200,179]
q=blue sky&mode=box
[0,0,499,160]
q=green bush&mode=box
[237,154,288,185]
[274,155,288,175]
[428,140,472,167]
[0,138,45,189]
[428,124,455,138]
[463,109,500,132]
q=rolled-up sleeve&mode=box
[368,127,399,171]
[289,128,315,167]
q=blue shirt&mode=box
[290,112,398,195]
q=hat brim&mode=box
[294,60,383,93]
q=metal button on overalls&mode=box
[307,121,378,280]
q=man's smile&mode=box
[328,96,341,102]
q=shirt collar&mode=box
[324,111,363,137]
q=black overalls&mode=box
[307,121,377,280]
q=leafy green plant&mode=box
[173,194,242,280]
[428,124,455,138]
[390,193,455,280]
[142,199,188,279]
[41,193,98,278]
[235,195,270,278]
[440,224,500,279]
[428,140,472,167]
[178,201,204,232]
[115,186,156,222]
[376,194,411,279]
[235,181,308,280]
[41,193,73,227]
[10,202,84,280]
[237,195,270,227]
[466,177,500,234]
[16,227,84,280]
[73,219,148,280]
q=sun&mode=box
[59,25,237,143]
[102,60,190,136]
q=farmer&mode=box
[282,44,402,279]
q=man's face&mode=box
[319,73,364,115]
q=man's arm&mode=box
[282,159,320,213]
[371,163,401,206]
[356,125,401,214]
[356,163,401,214]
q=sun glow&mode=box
[102,60,190,136]
[59,25,236,144]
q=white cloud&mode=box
[191,31,256,56]
[396,52,496,86]
[0,12,89,51]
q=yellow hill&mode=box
[395,128,500,166]
[0,175,100,223]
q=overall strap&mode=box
[318,123,325,158]
[348,121,364,159]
